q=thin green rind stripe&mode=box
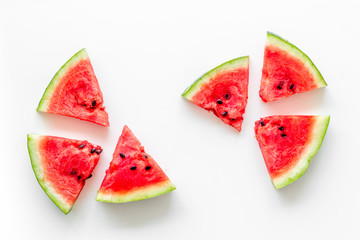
[96,181,176,203]
[272,116,330,189]
[182,56,249,100]
[266,32,327,88]
[27,134,72,214]
[37,48,89,111]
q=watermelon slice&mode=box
[260,32,327,102]
[254,115,330,189]
[96,126,175,203]
[37,49,109,127]
[27,134,102,214]
[182,56,249,131]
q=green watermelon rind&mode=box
[27,134,73,214]
[37,48,89,112]
[272,116,330,189]
[266,32,327,88]
[96,180,176,203]
[182,56,249,100]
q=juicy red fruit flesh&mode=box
[260,45,318,102]
[254,116,315,178]
[46,58,109,126]
[39,137,101,205]
[98,126,170,194]
[191,67,248,131]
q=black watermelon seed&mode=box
[281,133,287,138]
[77,176,82,180]
[225,94,230,99]
[95,148,103,154]
[71,170,77,175]
[92,100,96,107]
[120,153,125,158]
[231,118,236,121]
[289,84,295,90]
[91,148,96,154]
[78,143,85,149]
[86,174,92,179]
[260,121,265,126]
[279,126,284,131]
[145,165,151,170]
[130,166,137,170]
[277,81,285,90]
[222,111,228,117]
[216,99,223,104]
[143,154,148,159]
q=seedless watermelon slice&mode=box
[260,32,327,102]
[254,115,329,189]
[37,49,109,127]
[182,56,249,131]
[28,134,102,214]
[96,126,175,203]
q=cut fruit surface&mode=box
[28,134,102,214]
[96,126,175,203]
[182,56,249,131]
[260,32,327,102]
[254,115,329,189]
[37,48,109,126]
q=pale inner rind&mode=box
[96,180,176,203]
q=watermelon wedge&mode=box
[254,115,330,189]
[96,126,175,203]
[37,49,109,127]
[260,32,327,102]
[182,56,249,131]
[27,134,102,214]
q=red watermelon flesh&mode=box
[260,32,327,102]
[182,56,249,131]
[37,49,109,127]
[254,115,329,189]
[96,125,175,203]
[28,134,102,214]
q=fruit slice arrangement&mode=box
[37,48,109,127]
[182,56,249,131]
[27,134,102,214]
[254,115,330,189]
[96,125,176,203]
[29,31,330,215]
[182,32,329,189]
[30,49,175,214]
[254,33,329,188]
[29,49,108,214]
[260,32,327,102]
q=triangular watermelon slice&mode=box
[254,115,330,189]
[37,49,109,127]
[260,32,327,102]
[96,126,175,203]
[182,56,249,131]
[27,134,102,214]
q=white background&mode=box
[1,0,359,239]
